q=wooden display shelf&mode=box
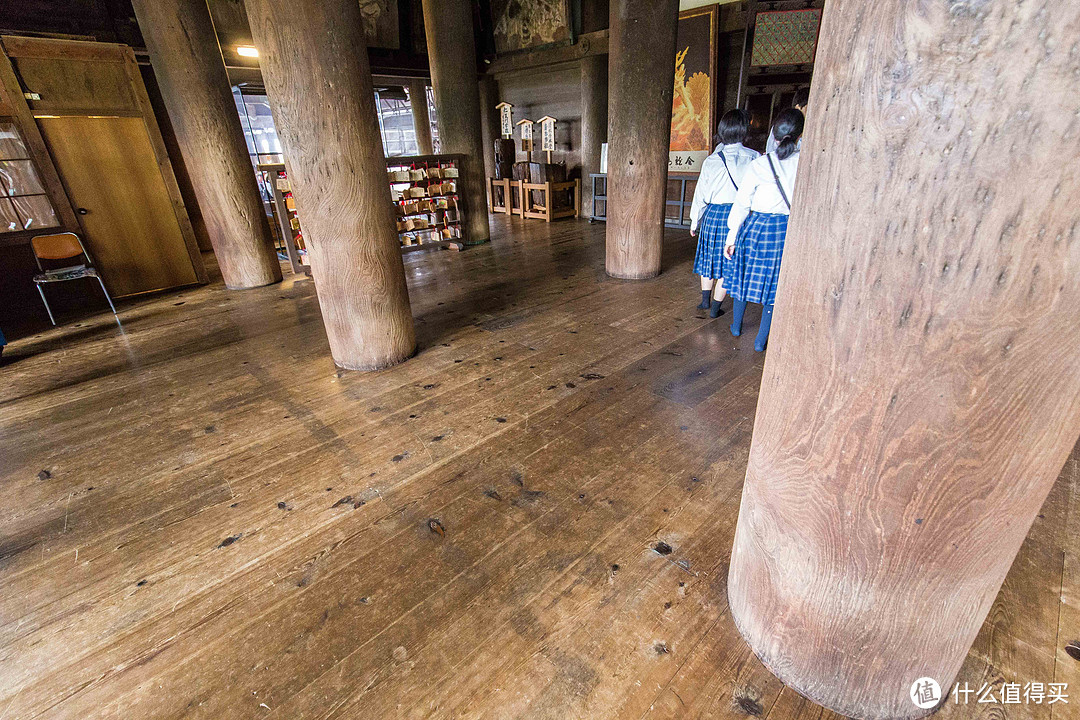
[260,153,469,274]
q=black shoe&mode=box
[709,299,725,318]
[697,290,711,310]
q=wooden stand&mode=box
[509,180,524,218]
[728,0,1080,717]
[521,180,581,222]
[488,178,512,214]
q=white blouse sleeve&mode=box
[726,160,759,247]
[689,155,717,233]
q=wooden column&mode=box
[477,75,501,182]
[407,79,434,156]
[421,0,490,245]
[604,0,679,279]
[247,0,415,371]
[727,1,1080,718]
[579,53,608,218]
[131,0,281,289]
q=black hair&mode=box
[715,109,750,146]
[772,108,804,160]
[792,87,810,109]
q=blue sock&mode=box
[731,300,746,337]
[755,305,774,352]
[699,289,711,309]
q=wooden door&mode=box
[37,116,198,296]
[0,35,206,297]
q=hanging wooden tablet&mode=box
[496,102,514,139]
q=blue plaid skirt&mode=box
[692,203,733,280]
[726,212,789,306]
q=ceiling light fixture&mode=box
[236,45,259,58]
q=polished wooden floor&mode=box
[1,215,1077,719]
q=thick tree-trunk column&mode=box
[247,0,415,370]
[477,75,501,182]
[131,0,281,289]
[421,0,490,245]
[580,54,608,219]
[604,0,678,279]
[728,2,1080,718]
[408,79,434,156]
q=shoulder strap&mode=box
[767,154,791,210]
[716,149,738,192]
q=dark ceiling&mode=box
[0,0,434,77]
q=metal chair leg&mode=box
[35,283,56,325]
[96,276,120,325]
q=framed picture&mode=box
[670,5,718,174]
[491,0,573,55]
[751,9,823,66]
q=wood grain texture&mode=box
[477,74,501,181]
[727,1,1080,718]
[131,0,281,290]
[246,0,415,371]
[580,53,608,214]
[0,217,1074,719]
[605,0,679,279]
[407,79,434,156]
[421,0,491,245]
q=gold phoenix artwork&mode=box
[671,46,712,152]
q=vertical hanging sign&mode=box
[516,118,534,152]
[496,102,514,139]
[538,116,557,152]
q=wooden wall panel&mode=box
[497,64,583,174]
[15,56,138,117]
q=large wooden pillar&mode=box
[728,1,1080,718]
[408,79,434,156]
[246,0,415,371]
[421,0,490,245]
[604,0,678,279]
[580,54,608,218]
[131,0,281,289]
[477,75,501,182]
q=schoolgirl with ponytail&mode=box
[688,109,760,317]
[723,108,804,351]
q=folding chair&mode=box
[30,232,118,326]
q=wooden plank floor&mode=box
[1,215,1076,719]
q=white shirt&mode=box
[688,143,760,233]
[726,150,800,247]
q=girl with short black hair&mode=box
[723,108,804,351]
[689,109,760,317]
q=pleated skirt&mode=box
[692,202,733,280]
[725,211,789,306]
